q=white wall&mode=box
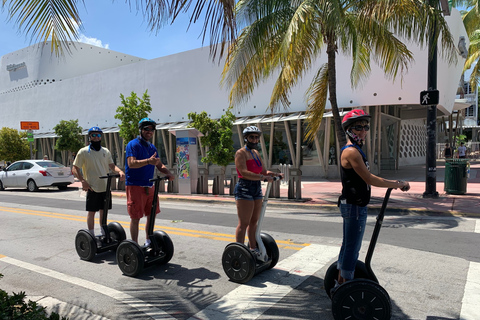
[0,9,467,134]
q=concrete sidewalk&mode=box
[73,160,480,217]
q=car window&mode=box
[35,161,65,168]
[23,163,34,170]
[7,163,23,171]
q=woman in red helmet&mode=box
[333,109,410,291]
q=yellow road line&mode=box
[0,205,310,250]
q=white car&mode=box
[0,160,74,192]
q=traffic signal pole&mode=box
[423,0,440,198]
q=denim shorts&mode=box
[337,203,368,280]
[234,179,263,201]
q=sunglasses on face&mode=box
[352,125,370,131]
[90,133,102,138]
[248,135,260,140]
[142,127,155,132]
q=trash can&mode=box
[444,159,469,194]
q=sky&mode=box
[0,0,209,59]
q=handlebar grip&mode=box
[149,176,167,182]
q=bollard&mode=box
[288,168,302,200]
[230,168,238,195]
[269,168,281,198]
[197,168,209,194]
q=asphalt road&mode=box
[1,187,479,320]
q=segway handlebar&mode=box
[149,176,167,182]
[99,173,121,179]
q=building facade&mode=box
[0,9,468,178]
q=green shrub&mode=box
[0,274,68,319]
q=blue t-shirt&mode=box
[125,137,158,186]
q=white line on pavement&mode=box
[460,261,480,320]
[0,256,175,320]
[188,244,338,320]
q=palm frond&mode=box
[3,0,84,55]
[304,63,328,142]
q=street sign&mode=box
[20,121,40,130]
[27,131,34,142]
[420,90,439,106]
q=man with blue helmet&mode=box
[125,117,174,245]
[73,126,125,237]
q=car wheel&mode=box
[27,179,38,192]
[0,180,4,191]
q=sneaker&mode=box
[250,248,264,262]
[144,239,151,247]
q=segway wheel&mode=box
[222,243,255,284]
[324,261,371,298]
[153,230,174,264]
[108,222,126,243]
[332,279,391,320]
[261,233,279,269]
[75,230,97,261]
[116,240,145,277]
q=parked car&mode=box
[0,160,74,192]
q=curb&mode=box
[105,189,480,218]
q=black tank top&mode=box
[339,144,371,207]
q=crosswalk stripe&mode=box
[0,256,175,320]
[460,261,480,320]
[188,244,338,320]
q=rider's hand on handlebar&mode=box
[397,180,410,192]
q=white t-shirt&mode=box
[73,146,114,192]
[458,145,467,157]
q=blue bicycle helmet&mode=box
[88,126,103,134]
[138,117,157,130]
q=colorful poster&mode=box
[176,144,190,179]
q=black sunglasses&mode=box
[142,127,155,132]
[352,125,370,131]
[248,135,260,140]
[90,133,102,138]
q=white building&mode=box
[0,9,468,178]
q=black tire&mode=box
[324,261,371,298]
[108,222,126,243]
[152,230,174,264]
[27,179,38,192]
[116,240,145,277]
[0,180,4,191]
[222,243,256,284]
[261,233,279,269]
[332,279,391,320]
[75,230,97,261]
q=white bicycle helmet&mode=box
[242,126,262,137]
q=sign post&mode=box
[21,122,39,159]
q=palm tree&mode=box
[221,0,458,146]
[1,0,236,58]
[451,0,480,88]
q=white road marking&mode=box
[475,219,480,234]
[0,256,175,320]
[189,244,338,320]
[460,261,480,320]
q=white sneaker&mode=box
[250,248,265,261]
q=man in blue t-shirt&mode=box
[125,118,174,245]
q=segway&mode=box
[222,176,281,283]
[324,187,407,320]
[116,176,174,277]
[75,173,126,261]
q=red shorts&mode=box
[126,185,160,219]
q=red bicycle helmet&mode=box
[342,109,371,131]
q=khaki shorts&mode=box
[126,185,160,219]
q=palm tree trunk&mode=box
[326,37,347,147]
